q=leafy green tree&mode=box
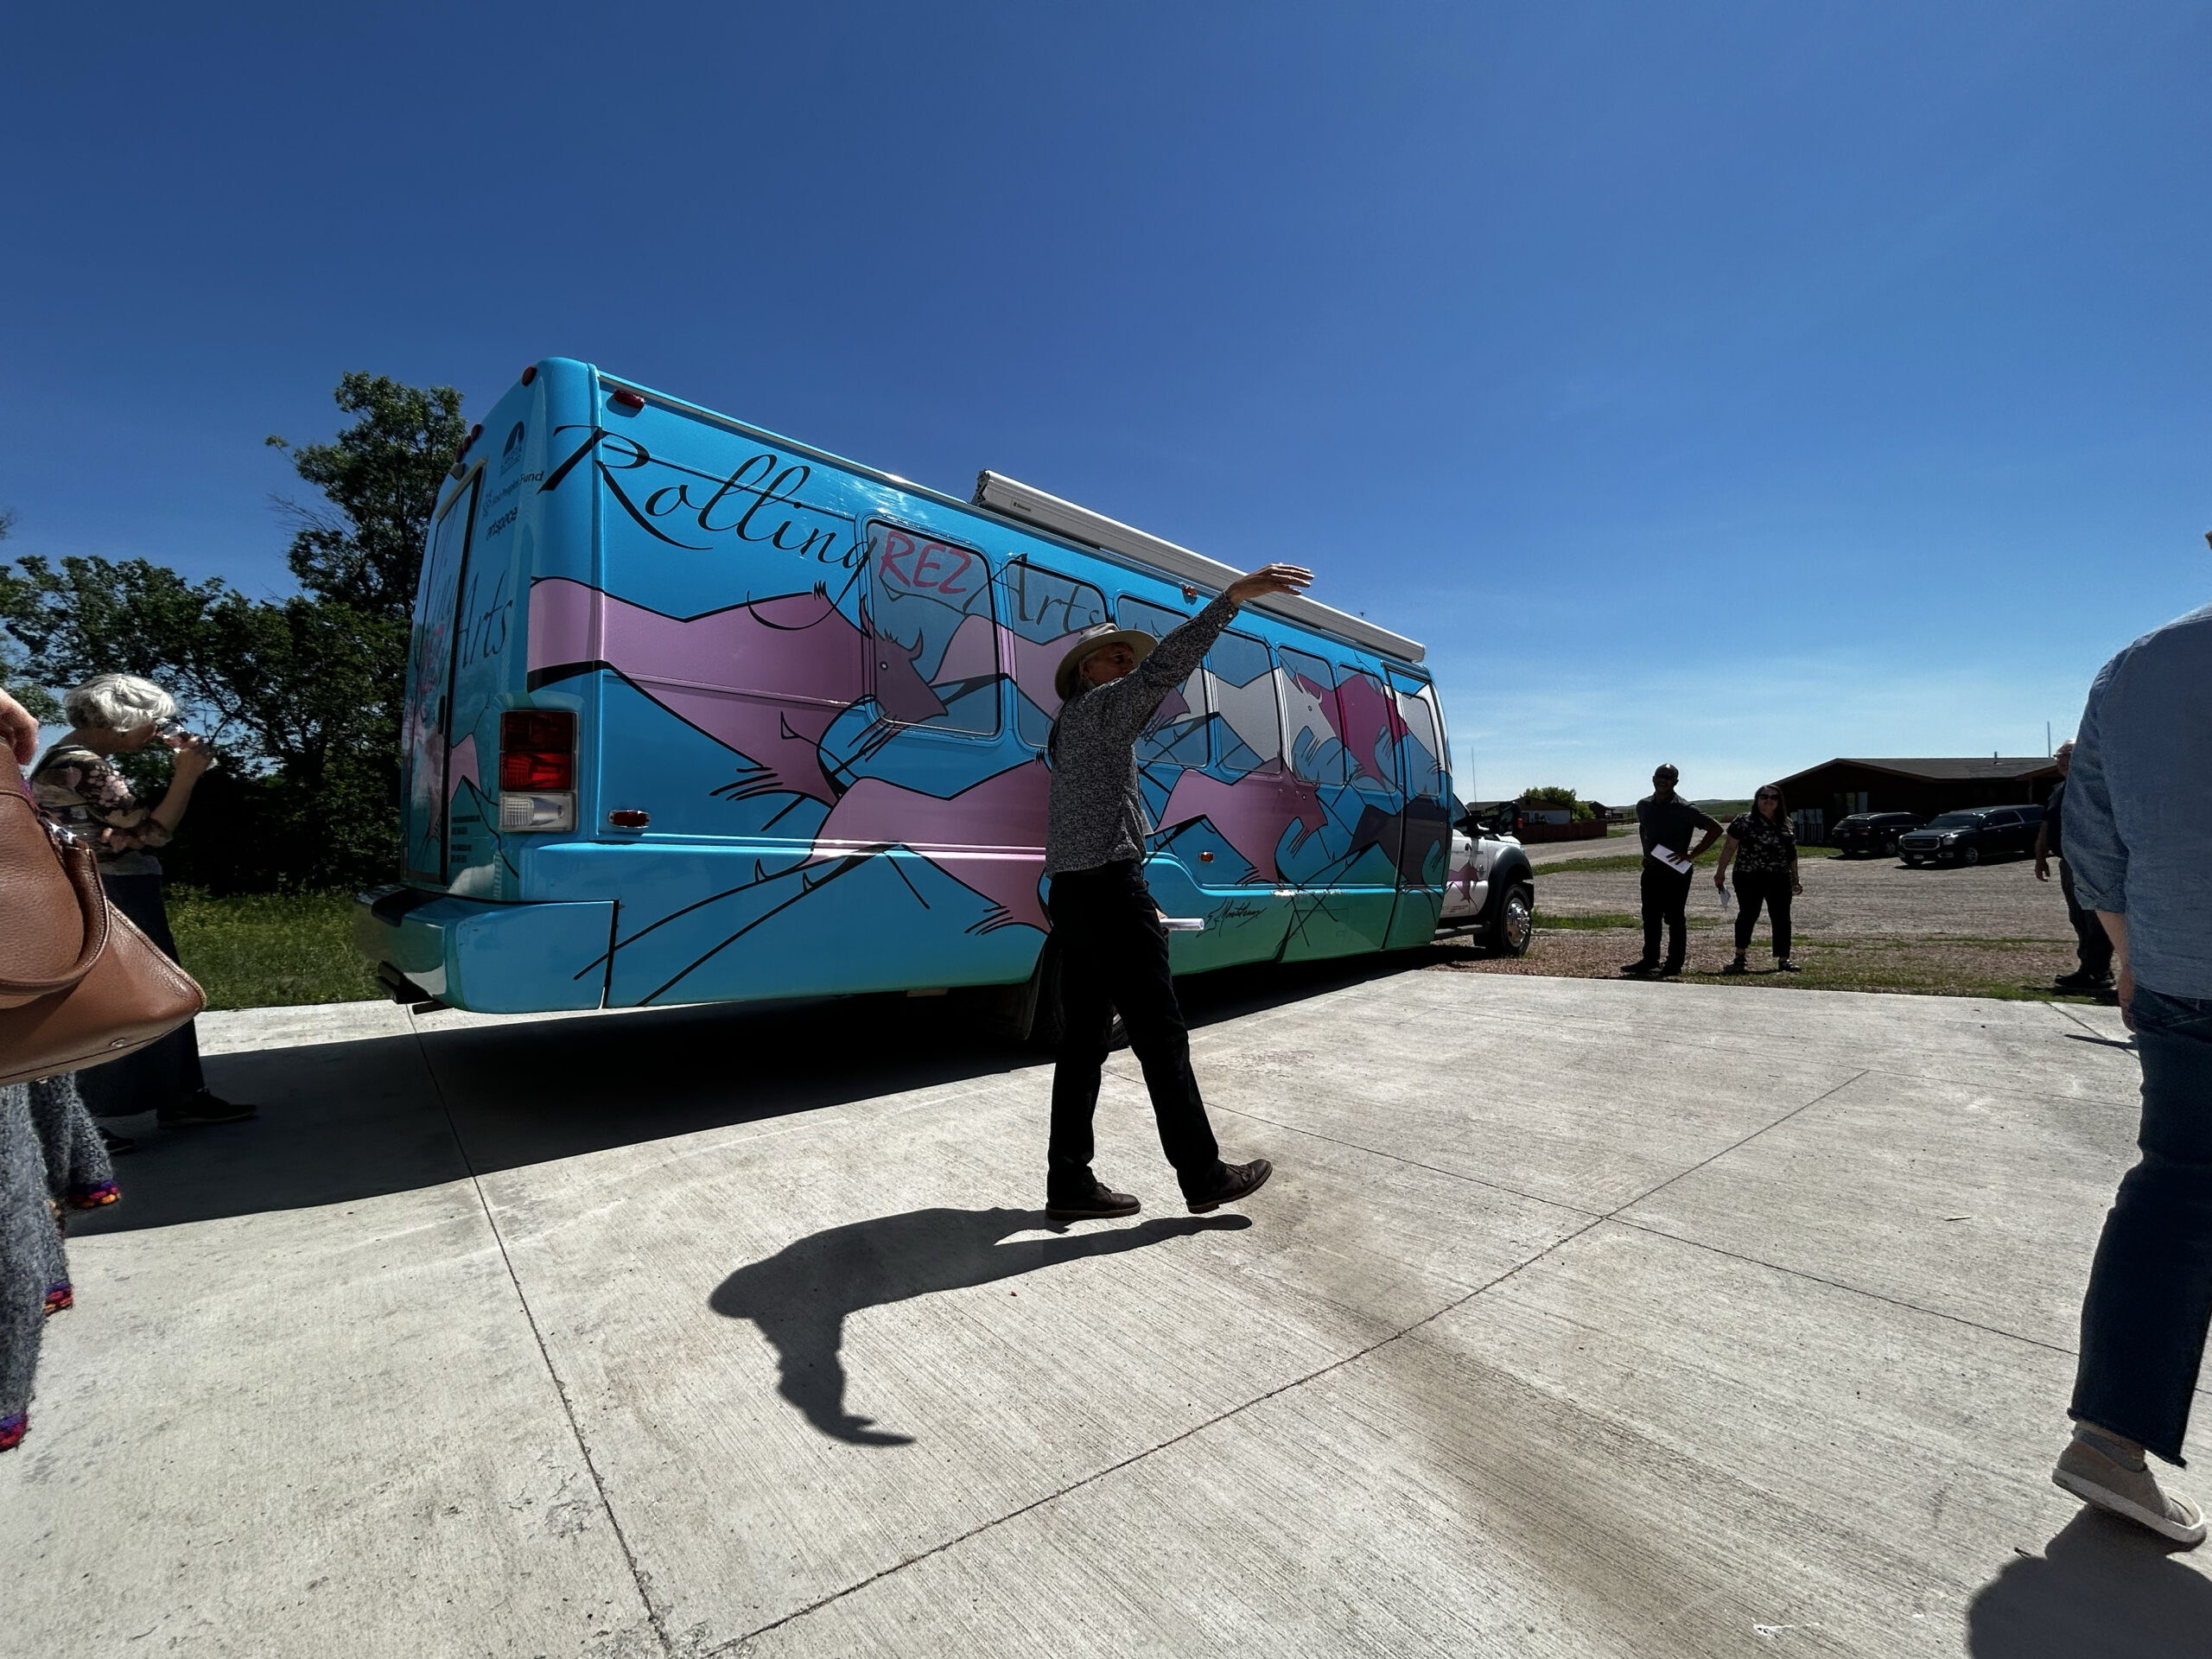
[0,511,60,722]
[266,372,466,620]
[0,373,465,891]
[1518,785,1596,822]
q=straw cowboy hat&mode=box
[1053,623,1158,703]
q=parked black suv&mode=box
[1897,804,2044,867]
[1832,811,1925,858]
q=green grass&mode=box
[165,888,381,1011]
[1535,910,1723,931]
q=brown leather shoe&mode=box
[1046,1178,1140,1221]
[1187,1158,1273,1213]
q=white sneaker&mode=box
[2053,1435,2207,1547]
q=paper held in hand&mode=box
[1650,844,1695,875]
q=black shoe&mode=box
[1621,958,1658,976]
[156,1090,257,1128]
[1721,957,1747,976]
[1657,963,1685,979]
[1186,1158,1273,1214]
[1777,959,1802,973]
[1045,1177,1140,1221]
[98,1128,136,1156]
[2054,969,2112,990]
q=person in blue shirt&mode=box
[2053,601,2212,1547]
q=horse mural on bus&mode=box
[518,556,1443,1001]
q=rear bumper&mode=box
[353,887,615,1014]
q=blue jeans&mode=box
[2072,986,2212,1463]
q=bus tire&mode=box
[1491,881,1535,957]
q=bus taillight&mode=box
[498,710,575,832]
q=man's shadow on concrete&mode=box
[709,1205,1250,1446]
[1967,1508,2212,1656]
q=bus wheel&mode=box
[1492,883,1535,957]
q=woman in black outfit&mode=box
[1713,784,1802,973]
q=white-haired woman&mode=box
[29,674,252,1136]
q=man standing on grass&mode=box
[2051,598,2212,1547]
[2034,740,2114,992]
[1623,764,1722,979]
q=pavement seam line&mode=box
[1600,1215,2080,1357]
[2050,1000,2117,1039]
[1605,1068,1872,1217]
[714,1074,1874,1648]
[410,1020,674,1658]
[1203,1101,1605,1219]
[712,1206,1613,1655]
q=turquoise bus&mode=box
[356,358,1485,1030]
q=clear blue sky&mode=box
[6,3,2208,804]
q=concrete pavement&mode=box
[5,967,2205,1657]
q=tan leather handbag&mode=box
[0,785,205,1086]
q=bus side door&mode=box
[1166,626,1295,969]
[1382,671,1452,948]
[402,468,482,886]
[1276,646,1391,960]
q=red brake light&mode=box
[610,389,645,411]
[520,364,537,386]
[499,709,575,791]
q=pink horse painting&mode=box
[802,760,1052,932]
[1325,672,1408,789]
[526,578,946,804]
[1157,771,1325,884]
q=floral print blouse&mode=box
[1726,810,1797,877]
[29,746,169,875]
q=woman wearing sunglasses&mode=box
[1713,783,1802,974]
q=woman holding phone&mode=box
[30,674,253,1138]
[1713,783,1803,974]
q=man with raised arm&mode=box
[1040,562,1312,1221]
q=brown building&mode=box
[1776,756,2062,842]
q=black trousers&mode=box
[1047,861,1224,1201]
[2059,860,2114,976]
[1640,861,1694,969]
[2072,987,2212,1463]
[76,873,205,1120]
[1733,869,1794,958]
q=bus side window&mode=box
[1275,646,1346,785]
[1205,630,1283,776]
[1117,595,1210,768]
[865,522,999,735]
[1335,664,1399,792]
[1394,679,1446,800]
[1003,559,1110,750]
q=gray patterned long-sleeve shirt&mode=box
[1045,594,1240,877]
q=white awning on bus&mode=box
[972,471,1426,666]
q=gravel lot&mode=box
[1537,845,2075,940]
[1438,845,2103,1001]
